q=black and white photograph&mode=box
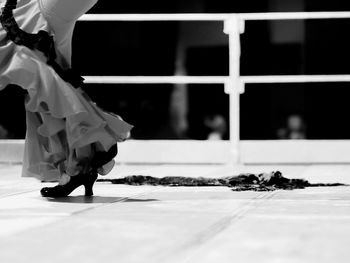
[1,0,350,262]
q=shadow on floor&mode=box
[43,196,159,204]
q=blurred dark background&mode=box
[1,0,350,140]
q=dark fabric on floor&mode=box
[97,171,347,191]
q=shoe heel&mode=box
[84,172,98,196]
[84,183,94,196]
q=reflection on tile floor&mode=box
[0,164,350,263]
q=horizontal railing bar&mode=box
[84,76,230,84]
[80,14,232,21]
[80,12,350,22]
[84,75,350,84]
[239,12,350,20]
[242,75,350,83]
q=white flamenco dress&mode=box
[0,0,133,181]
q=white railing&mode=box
[84,76,230,84]
[79,12,350,164]
[81,12,350,21]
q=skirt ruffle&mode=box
[1,46,133,181]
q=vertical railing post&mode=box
[224,16,245,165]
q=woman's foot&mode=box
[40,171,98,197]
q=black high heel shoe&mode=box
[40,171,98,197]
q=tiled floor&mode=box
[0,164,350,263]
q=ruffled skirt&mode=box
[1,45,133,181]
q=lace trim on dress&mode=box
[0,0,84,88]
